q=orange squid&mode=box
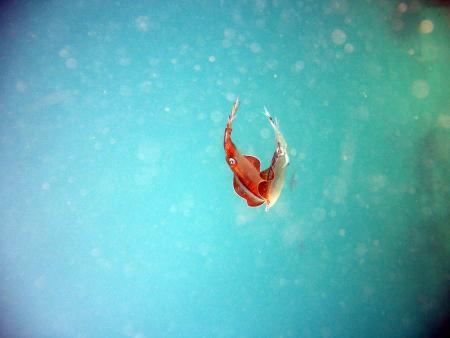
[224,97,289,211]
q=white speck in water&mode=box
[320,326,332,338]
[210,110,223,124]
[119,85,132,96]
[122,323,134,337]
[34,276,46,289]
[341,153,349,161]
[16,80,26,92]
[339,228,346,237]
[256,18,266,28]
[135,16,150,32]
[193,64,201,71]
[136,141,161,162]
[250,42,262,53]
[292,60,305,73]
[356,243,368,257]
[411,80,430,99]
[41,182,50,190]
[149,58,160,66]
[402,317,412,329]
[65,58,77,69]
[208,55,216,63]
[266,58,278,70]
[90,248,100,257]
[238,33,246,43]
[134,167,158,186]
[289,148,297,157]
[59,47,70,58]
[312,208,326,222]
[224,28,235,39]
[123,263,134,277]
[260,127,270,139]
[397,2,408,13]
[178,194,195,216]
[363,285,375,298]
[281,224,302,246]
[134,333,146,338]
[222,39,232,48]
[169,204,177,213]
[344,43,354,53]
[368,174,386,192]
[278,278,287,287]
[236,67,247,76]
[119,57,131,66]
[437,114,450,129]
[205,144,218,157]
[226,92,236,102]
[235,208,255,226]
[164,106,170,112]
[331,29,347,45]
[139,81,152,93]
[323,176,347,204]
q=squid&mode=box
[224,97,289,211]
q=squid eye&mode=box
[228,157,236,166]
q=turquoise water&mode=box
[1,1,449,337]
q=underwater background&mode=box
[0,1,449,337]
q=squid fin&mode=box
[233,175,264,207]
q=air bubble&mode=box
[135,16,150,32]
[260,128,270,139]
[419,19,433,34]
[331,29,346,45]
[65,58,77,69]
[250,42,262,53]
[397,2,408,13]
[344,43,354,53]
[292,60,305,73]
[210,110,223,124]
[59,47,70,58]
[411,80,430,99]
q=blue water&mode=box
[1,1,449,337]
